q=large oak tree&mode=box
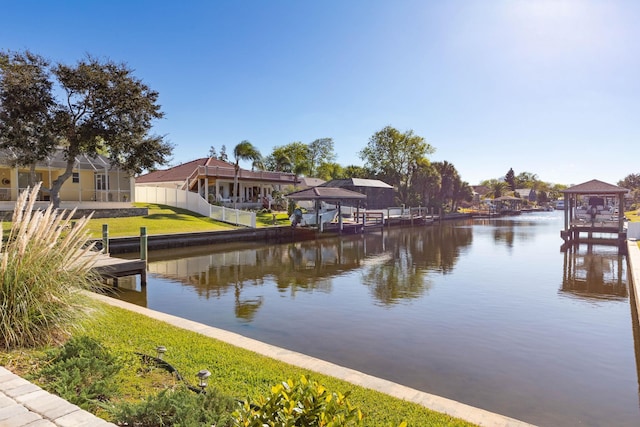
[0,51,172,208]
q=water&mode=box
[115,211,640,426]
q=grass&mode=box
[3,204,292,238]
[0,302,475,426]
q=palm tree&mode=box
[232,140,262,208]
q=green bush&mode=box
[109,385,237,427]
[233,375,364,427]
[36,335,122,411]
[0,183,102,349]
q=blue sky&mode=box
[2,0,639,186]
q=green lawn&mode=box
[2,204,292,238]
[0,302,475,427]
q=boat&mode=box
[290,208,339,227]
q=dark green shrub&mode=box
[109,385,236,427]
[36,335,122,411]
[233,375,364,426]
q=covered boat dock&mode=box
[560,179,628,252]
[286,186,368,234]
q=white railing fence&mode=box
[135,186,256,228]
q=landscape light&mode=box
[196,369,211,390]
[156,346,167,360]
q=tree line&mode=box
[210,126,475,211]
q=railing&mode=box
[135,185,256,228]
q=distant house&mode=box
[0,149,134,205]
[320,178,394,209]
[135,157,297,208]
[515,188,537,202]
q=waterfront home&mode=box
[135,157,297,209]
[0,149,134,210]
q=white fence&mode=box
[135,186,256,228]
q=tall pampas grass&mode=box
[1,183,102,349]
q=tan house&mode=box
[135,157,297,209]
[0,149,134,208]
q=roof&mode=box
[0,148,121,171]
[298,177,325,188]
[136,157,296,184]
[286,186,367,200]
[321,178,393,189]
[136,158,211,183]
[562,179,628,195]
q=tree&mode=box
[0,50,56,186]
[316,162,344,181]
[307,138,336,177]
[1,51,173,208]
[515,171,539,189]
[47,56,172,208]
[433,161,460,211]
[343,165,371,179]
[232,140,261,207]
[208,145,217,158]
[265,142,309,175]
[360,126,434,205]
[488,180,509,198]
[413,158,440,207]
[505,168,516,191]
[618,173,640,190]
[219,144,228,162]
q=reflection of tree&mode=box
[146,222,474,314]
[234,282,263,322]
[362,223,473,305]
[561,244,627,300]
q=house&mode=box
[515,188,537,202]
[135,157,297,209]
[319,178,394,209]
[0,149,134,206]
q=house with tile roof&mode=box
[135,157,297,209]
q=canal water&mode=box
[114,211,640,426]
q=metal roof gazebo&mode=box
[560,179,628,251]
[286,186,367,233]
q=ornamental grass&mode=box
[0,183,101,349]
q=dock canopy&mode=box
[285,186,367,201]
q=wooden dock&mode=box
[90,252,147,285]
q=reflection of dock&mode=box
[90,252,147,285]
[561,244,628,300]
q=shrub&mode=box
[36,335,122,411]
[233,375,364,427]
[0,183,101,349]
[108,385,237,427]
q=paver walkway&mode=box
[0,367,115,427]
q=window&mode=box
[72,172,80,183]
[95,174,109,190]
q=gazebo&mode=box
[560,179,628,251]
[286,187,367,233]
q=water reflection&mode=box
[140,223,474,312]
[561,243,628,300]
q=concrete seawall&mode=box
[627,241,640,325]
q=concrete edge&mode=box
[89,292,535,427]
[627,241,640,322]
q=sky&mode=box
[2,0,639,186]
